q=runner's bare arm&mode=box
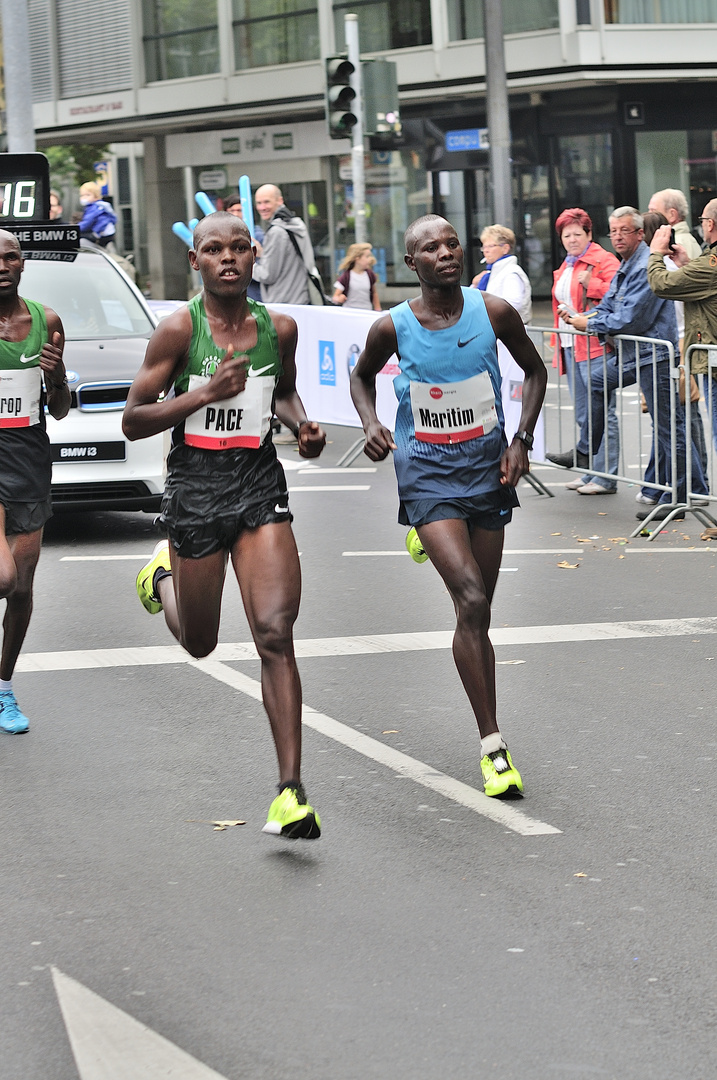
[42,309,70,419]
[122,308,249,441]
[483,293,548,486]
[270,309,326,459]
[350,315,398,460]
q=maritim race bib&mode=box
[0,367,42,428]
[410,370,498,445]
[184,372,275,450]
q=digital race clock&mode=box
[0,152,51,221]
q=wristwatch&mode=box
[513,429,534,450]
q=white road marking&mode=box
[342,549,585,556]
[625,547,717,553]
[61,555,154,562]
[59,546,586,564]
[288,485,370,492]
[17,617,717,673]
[192,660,560,836]
[298,467,376,474]
[52,968,229,1080]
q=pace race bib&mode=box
[184,372,274,450]
[0,367,42,428]
[410,370,498,445]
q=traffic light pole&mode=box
[345,13,367,244]
[482,0,512,228]
[0,0,36,153]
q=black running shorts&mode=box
[160,438,293,559]
[1,497,53,536]
[398,486,519,530]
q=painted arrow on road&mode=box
[52,968,230,1080]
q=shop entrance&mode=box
[432,164,552,298]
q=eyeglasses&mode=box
[699,217,714,224]
[608,227,639,238]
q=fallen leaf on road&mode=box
[609,537,629,543]
[557,560,579,569]
[551,532,562,536]
[186,819,246,831]
[574,872,587,878]
[383,730,399,734]
[701,528,717,540]
[576,538,592,543]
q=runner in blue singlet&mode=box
[350,215,547,798]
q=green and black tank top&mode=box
[174,294,282,451]
[0,297,52,503]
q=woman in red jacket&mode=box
[551,208,620,494]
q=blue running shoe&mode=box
[0,690,30,733]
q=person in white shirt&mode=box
[471,225,532,324]
[332,243,382,311]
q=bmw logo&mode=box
[66,371,79,384]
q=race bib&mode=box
[0,367,42,428]
[184,373,274,450]
[410,370,498,444]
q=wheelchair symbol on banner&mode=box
[319,340,336,386]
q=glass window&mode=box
[604,0,717,22]
[232,1,319,69]
[555,133,614,253]
[448,0,559,39]
[22,252,154,340]
[636,129,716,235]
[332,148,430,284]
[142,0,219,82]
[333,0,431,52]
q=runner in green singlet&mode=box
[0,229,70,734]
[123,212,326,839]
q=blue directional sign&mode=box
[445,128,489,152]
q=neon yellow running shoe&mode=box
[480,747,524,798]
[406,527,428,563]
[136,540,171,614]
[262,783,321,839]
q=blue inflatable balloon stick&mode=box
[194,191,216,218]
[239,175,255,238]
[172,221,194,248]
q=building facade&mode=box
[25,0,717,299]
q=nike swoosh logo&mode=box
[20,351,41,363]
[457,335,478,348]
[274,504,289,513]
[248,364,275,377]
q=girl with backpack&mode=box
[332,243,382,310]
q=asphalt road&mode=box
[2,422,716,1080]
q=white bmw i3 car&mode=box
[21,244,168,513]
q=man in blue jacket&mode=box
[552,206,702,520]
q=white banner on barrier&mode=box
[269,303,544,460]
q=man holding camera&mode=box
[647,199,717,457]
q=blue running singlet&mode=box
[389,288,515,522]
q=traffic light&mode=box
[325,55,357,140]
[363,59,402,146]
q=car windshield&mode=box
[21,251,154,340]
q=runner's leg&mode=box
[416,518,504,739]
[231,521,302,785]
[155,545,227,658]
[0,510,43,681]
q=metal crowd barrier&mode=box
[526,326,717,540]
[683,343,717,530]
